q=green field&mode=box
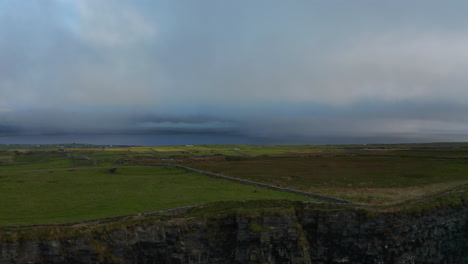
[0,166,310,226]
[187,154,468,205]
[0,143,467,226]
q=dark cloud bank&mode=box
[2,100,468,145]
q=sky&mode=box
[1,0,468,144]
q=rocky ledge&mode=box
[0,200,466,264]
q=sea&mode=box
[0,133,286,146]
[0,132,455,146]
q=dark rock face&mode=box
[0,203,466,264]
[301,208,466,264]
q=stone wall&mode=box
[147,164,352,204]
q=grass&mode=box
[0,143,467,225]
[0,166,311,226]
[0,159,73,170]
[0,151,13,165]
[186,155,468,205]
[14,152,68,163]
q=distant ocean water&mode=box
[0,132,461,146]
[0,133,282,146]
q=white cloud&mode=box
[72,0,156,47]
[303,31,468,105]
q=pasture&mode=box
[0,143,467,225]
[0,166,310,226]
[186,152,468,205]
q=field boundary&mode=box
[136,164,353,205]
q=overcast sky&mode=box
[1,0,468,143]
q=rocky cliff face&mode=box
[0,201,466,264]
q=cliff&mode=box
[0,200,466,264]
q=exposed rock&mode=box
[0,201,466,264]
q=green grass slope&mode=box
[0,166,310,226]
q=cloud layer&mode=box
[1,0,468,143]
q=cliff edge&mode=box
[0,199,466,264]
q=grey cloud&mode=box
[1,99,468,144]
[2,1,468,108]
[1,1,468,144]
[313,32,468,105]
[232,100,468,142]
[71,1,156,47]
[0,0,162,109]
[0,109,238,134]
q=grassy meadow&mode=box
[187,155,468,205]
[0,143,467,225]
[0,165,310,226]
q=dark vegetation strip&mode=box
[135,164,353,205]
[7,158,71,167]
[353,154,468,160]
